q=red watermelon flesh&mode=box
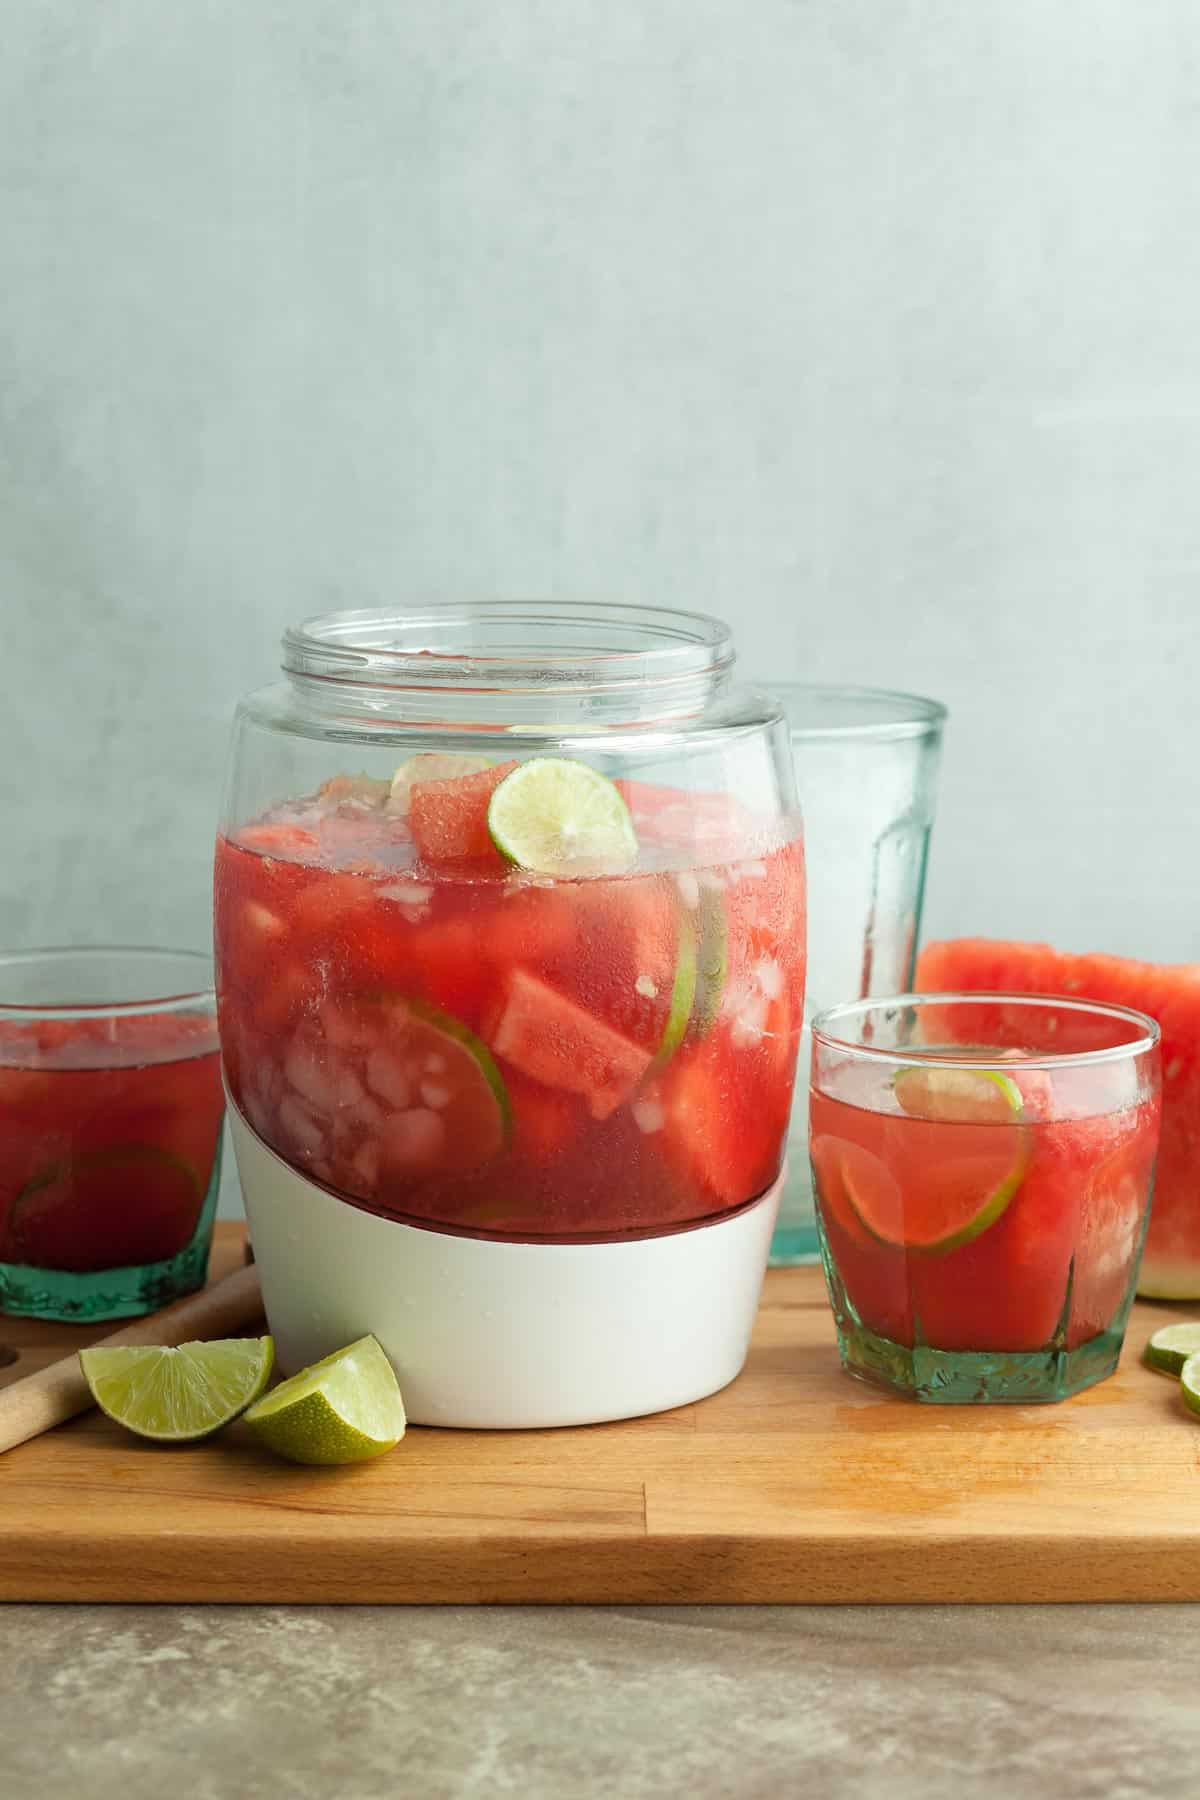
[915,939,1194,1298]
[409,762,518,864]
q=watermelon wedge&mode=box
[488,968,653,1120]
[916,939,1194,1297]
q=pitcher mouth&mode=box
[282,602,734,698]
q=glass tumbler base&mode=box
[0,1143,221,1324]
[835,1311,1124,1404]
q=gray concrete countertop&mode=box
[5,1605,1197,1799]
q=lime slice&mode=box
[79,1337,274,1442]
[244,1334,405,1465]
[388,752,494,817]
[488,758,637,875]
[842,1142,1025,1256]
[652,916,697,1069]
[893,1065,1024,1124]
[1181,1352,1200,1420]
[843,1068,1027,1254]
[693,889,727,1036]
[1144,1322,1200,1377]
[390,995,510,1170]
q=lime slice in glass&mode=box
[1145,1322,1200,1377]
[388,752,494,817]
[892,1066,1024,1123]
[1181,1352,1200,1419]
[845,1066,1027,1253]
[244,1335,405,1465]
[488,758,637,875]
[79,1337,274,1442]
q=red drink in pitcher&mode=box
[216,764,805,1242]
[216,603,806,1426]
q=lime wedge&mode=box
[488,758,637,875]
[79,1337,274,1442]
[1181,1352,1200,1420]
[893,1065,1024,1124]
[244,1335,405,1465]
[1144,1322,1200,1377]
[388,752,494,817]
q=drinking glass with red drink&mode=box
[809,993,1161,1402]
[0,948,224,1321]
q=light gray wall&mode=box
[4,5,1198,958]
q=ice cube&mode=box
[365,1048,412,1109]
[278,1094,326,1155]
[384,1108,446,1167]
[753,958,784,1001]
[321,1004,373,1051]
[675,872,701,910]
[350,1141,382,1189]
[284,1042,340,1116]
[632,1097,665,1134]
[242,1081,275,1139]
[243,901,286,942]
[333,1068,366,1108]
[729,987,769,1046]
[420,1081,452,1110]
[380,881,434,908]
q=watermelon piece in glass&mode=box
[916,940,1200,1300]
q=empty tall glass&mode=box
[767,687,947,1264]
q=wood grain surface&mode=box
[2,1224,1197,1604]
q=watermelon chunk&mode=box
[916,938,1196,1298]
[489,968,653,1120]
[409,762,518,863]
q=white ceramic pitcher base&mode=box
[228,1102,782,1428]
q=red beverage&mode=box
[215,773,805,1241]
[809,995,1161,1402]
[0,949,223,1320]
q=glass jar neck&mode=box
[281,603,735,727]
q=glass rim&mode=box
[810,991,1161,1071]
[0,946,215,1020]
[767,682,948,742]
[281,602,736,695]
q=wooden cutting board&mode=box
[2,1223,1198,1604]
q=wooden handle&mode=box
[0,1264,264,1456]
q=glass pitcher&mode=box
[215,603,805,1425]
